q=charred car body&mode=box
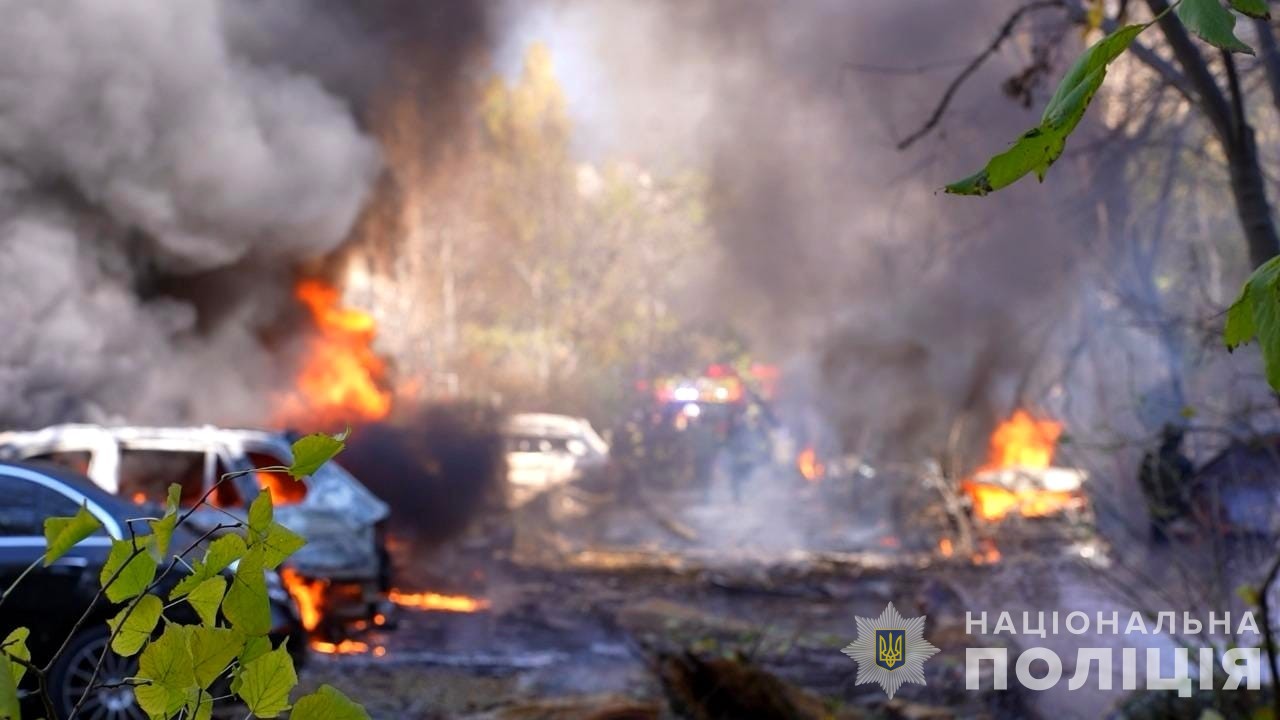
[502,413,609,507]
[0,424,393,639]
[0,460,304,718]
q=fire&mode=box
[280,568,326,632]
[259,471,308,506]
[389,589,490,613]
[312,639,369,655]
[276,279,392,427]
[981,409,1061,470]
[796,446,824,482]
[964,410,1075,522]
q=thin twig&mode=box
[897,0,1065,150]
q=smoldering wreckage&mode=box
[6,1,1280,719]
[1,351,1217,719]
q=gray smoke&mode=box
[499,0,1096,465]
[0,1,489,428]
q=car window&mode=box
[507,436,570,453]
[119,449,207,507]
[29,450,93,476]
[210,455,247,508]
[246,451,307,505]
[0,473,92,536]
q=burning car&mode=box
[961,411,1094,534]
[0,423,393,639]
[502,413,609,507]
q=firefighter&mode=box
[726,404,767,503]
[610,407,649,501]
[1138,423,1194,542]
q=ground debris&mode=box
[463,694,662,720]
[657,651,865,720]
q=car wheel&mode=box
[49,626,145,720]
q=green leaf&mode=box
[236,646,297,718]
[1043,24,1144,125]
[248,491,273,537]
[1,628,30,687]
[0,652,17,720]
[187,626,241,689]
[149,515,176,561]
[186,577,226,628]
[147,484,182,560]
[1231,0,1271,19]
[288,428,347,479]
[135,625,195,718]
[239,634,272,665]
[170,534,247,600]
[203,533,247,575]
[253,522,306,570]
[947,24,1143,195]
[223,554,271,636]
[1237,583,1262,606]
[1224,255,1280,389]
[184,688,214,720]
[1179,0,1254,53]
[292,684,371,720]
[107,594,163,656]
[43,505,102,566]
[101,538,158,603]
[165,482,182,513]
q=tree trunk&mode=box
[1146,0,1280,268]
[1226,125,1280,268]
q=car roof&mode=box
[0,459,140,521]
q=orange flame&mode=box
[389,589,490,613]
[964,410,1074,522]
[260,472,308,506]
[280,568,326,632]
[312,639,369,655]
[980,409,1061,471]
[276,279,392,427]
[796,446,824,483]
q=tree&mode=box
[923,0,1280,391]
[347,41,738,420]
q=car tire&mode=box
[48,625,145,720]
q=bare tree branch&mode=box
[897,0,1065,150]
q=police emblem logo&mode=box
[842,602,940,698]
[875,629,905,670]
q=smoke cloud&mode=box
[499,0,1098,465]
[0,0,491,428]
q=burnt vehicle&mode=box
[502,413,609,507]
[0,424,393,639]
[0,460,304,719]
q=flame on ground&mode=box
[963,410,1074,522]
[796,446,824,482]
[389,589,490,613]
[312,639,370,655]
[275,279,392,427]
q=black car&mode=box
[0,460,305,719]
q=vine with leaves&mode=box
[0,428,370,719]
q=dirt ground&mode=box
[296,543,1032,720]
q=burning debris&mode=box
[963,410,1090,526]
